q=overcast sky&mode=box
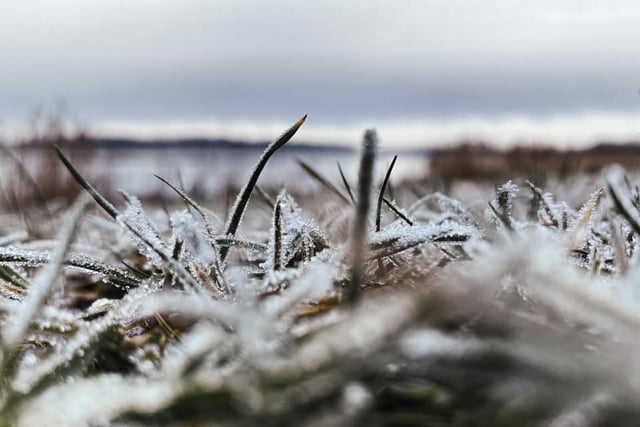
[2,0,640,146]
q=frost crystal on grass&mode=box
[117,191,167,265]
[169,209,216,267]
[262,191,329,274]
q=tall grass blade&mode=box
[348,130,377,305]
[375,155,397,232]
[272,195,283,271]
[221,115,306,262]
[373,155,397,275]
[55,145,118,219]
[337,161,356,204]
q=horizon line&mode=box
[4,110,640,150]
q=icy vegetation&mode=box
[3,118,640,425]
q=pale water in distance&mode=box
[2,146,429,200]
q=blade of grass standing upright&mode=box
[375,155,397,232]
[272,194,283,271]
[54,145,119,219]
[374,155,397,276]
[220,114,307,262]
[337,161,356,204]
[348,129,377,305]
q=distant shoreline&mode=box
[15,137,356,153]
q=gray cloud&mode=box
[1,0,640,128]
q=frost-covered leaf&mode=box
[117,191,167,265]
[566,187,604,250]
[369,221,476,259]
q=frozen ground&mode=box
[1,127,640,425]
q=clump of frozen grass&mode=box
[5,120,640,425]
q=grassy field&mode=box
[1,117,640,426]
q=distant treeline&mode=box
[17,135,354,154]
[428,142,640,181]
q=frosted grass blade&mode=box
[221,114,307,262]
[348,130,377,305]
